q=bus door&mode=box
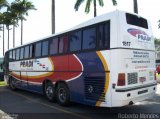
[20,45,32,90]
[4,52,9,80]
[20,60,29,89]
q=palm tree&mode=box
[51,0,55,34]
[10,0,36,45]
[0,0,8,9]
[2,11,17,50]
[133,0,138,14]
[0,0,8,56]
[74,0,117,17]
[155,38,160,51]
[0,13,5,55]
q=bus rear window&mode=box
[126,13,148,29]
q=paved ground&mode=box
[0,84,160,119]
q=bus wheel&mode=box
[9,78,16,90]
[56,83,70,106]
[45,82,56,102]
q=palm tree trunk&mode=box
[21,19,23,45]
[133,0,138,14]
[3,24,4,56]
[13,25,15,48]
[7,26,9,50]
[51,0,55,34]
[94,0,96,17]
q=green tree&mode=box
[74,0,117,17]
[155,38,160,51]
[0,0,8,9]
[10,0,36,45]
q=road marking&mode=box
[6,89,91,119]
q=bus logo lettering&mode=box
[20,60,33,67]
[127,28,151,41]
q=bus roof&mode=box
[7,10,148,51]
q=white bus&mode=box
[3,10,156,107]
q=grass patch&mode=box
[157,73,160,78]
[0,81,7,86]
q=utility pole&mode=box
[2,25,4,56]
[51,0,55,34]
[133,0,138,14]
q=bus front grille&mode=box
[127,72,138,85]
[84,77,106,102]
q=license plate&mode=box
[139,77,146,83]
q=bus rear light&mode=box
[117,73,126,86]
[112,83,116,89]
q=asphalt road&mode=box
[0,84,160,119]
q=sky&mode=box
[0,0,160,57]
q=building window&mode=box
[82,27,96,50]
[50,38,58,55]
[69,31,82,52]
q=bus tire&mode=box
[9,77,16,90]
[45,82,56,102]
[56,83,70,106]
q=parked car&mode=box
[156,60,160,83]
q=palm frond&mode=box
[74,0,84,11]
[98,0,104,6]
[85,0,92,13]
[0,0,8,9]
[112,0,117,6]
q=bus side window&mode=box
[9,51,12,61]
[12,50,16,61]
[42,40,49,56]
[82,27,96,50]
[29,45,35,58]
[50,38,58,55]
[35,42,42,57]
[20,47,24,60]
[24,46,30,59]
[69,31,82,52]
[0,63,2,70]
[16,49,20,60]
[59,35,68,54]
[98,21,110,49]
